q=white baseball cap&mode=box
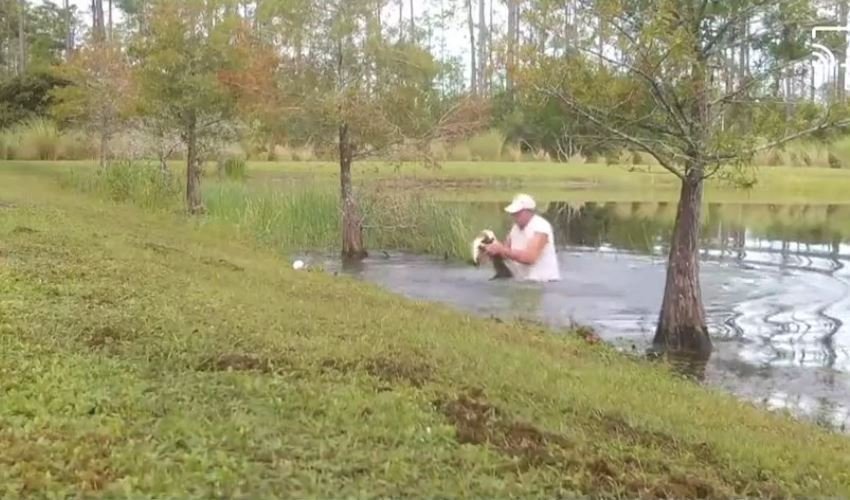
[504,193,536,214]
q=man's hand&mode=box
[484,241,507,257]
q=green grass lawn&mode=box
[2,166,850,497]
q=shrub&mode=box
[787,151,799,166]
[64,160,181,210]
[273,144,293,161]
[448,143,472,161]
[828,152,843,169]
[767,150,784,166]
[567,152,586,164]
[0,129,19,160]
[218,157,247,180]
[291,143,316,161]
[428,141,448,162]
[16,118,61,160]
[502,143,522,162]
[467,129,505,161]
[58,130,97,160]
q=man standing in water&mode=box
[484,193,561,282]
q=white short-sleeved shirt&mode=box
[507,214,561,282]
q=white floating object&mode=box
[292,260,305,270]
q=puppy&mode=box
[472,229,513,280]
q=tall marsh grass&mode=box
[62,161,182,210]
[0,118,96,160]
[63,165,481,259]
[360,190,478,260]
[205,182,479,259]
[205,182,340,250]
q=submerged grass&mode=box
[2,167,850,497]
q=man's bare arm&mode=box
[504,233,547,265]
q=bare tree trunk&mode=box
[724,46,733,96]
[653,171,712,360]
[467,0,477,94]
[409,0,415,41]
[654,45,712,361]
[335,35,365,259]
[63,0,74,56]
[92,0,105,42]
[339,122,366,259]
[99,117,108,168]
[17,0,25,75]
[396,0,402,30]
[515,1,521,55]
[597,14,604,65]
[785,74,793,126]
[738,12,748,91]
[185,113,204,215]
[488,0,494,91]
[811,64,817,101]
[108,0,113,40]
[477,0,487,95]
[506,0,517,94]
[835,0,850,102]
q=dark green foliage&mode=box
[0,72,69,128]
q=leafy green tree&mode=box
[528,0,850,360]
[268,0,487,258]
[26,1,72,70]
[51,42,132,166]
[0,71,68,127]
[131,0,246,214]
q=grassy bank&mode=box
[2,166,850,497]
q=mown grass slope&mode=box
[1,167,850,498]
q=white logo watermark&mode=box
[811,26,849,82]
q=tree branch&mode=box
[707,116,850,165]
[701,0,773,57]
[579,41,696,147]
[711,57,817,107]
[538,85,686,180]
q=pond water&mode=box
[314,201,850,432]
